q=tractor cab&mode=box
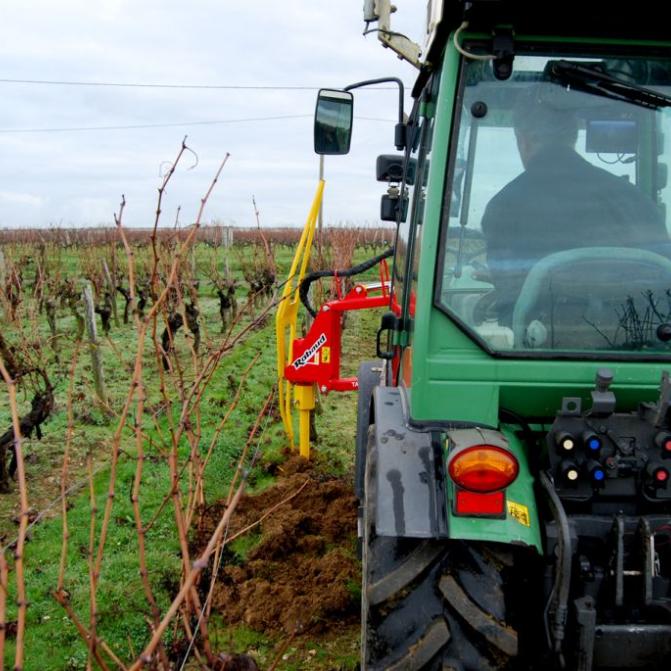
[315,9,671,423]
[316,30,671,363]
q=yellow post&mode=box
[274,180,325,457]
[295,384,316,459]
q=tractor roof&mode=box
[439,0,669,41]
[416,0,670,95]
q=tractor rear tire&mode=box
[355,360,383,500]
[362,429,528,671]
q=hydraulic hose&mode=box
[539,471,572,668]
[298,247,394,317]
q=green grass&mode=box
[0,241,384,669]
[206,622,360,671]
[229,532,263,562]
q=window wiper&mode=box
[548,60,671,110]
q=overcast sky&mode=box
[0,0,427,229]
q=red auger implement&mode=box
[275,180,392,458]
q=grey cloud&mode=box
[0,0,424,228]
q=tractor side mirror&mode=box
[314,89,354,155]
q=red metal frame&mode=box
[285,260,390,393]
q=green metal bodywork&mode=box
[401,35,671,547]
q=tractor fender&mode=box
[370,386,449,538]
[369,387,542,550]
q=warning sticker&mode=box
[507,500,531,527]
[321,346,330,364]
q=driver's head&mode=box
[513,83,579,167]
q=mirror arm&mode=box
[344,77,406,149]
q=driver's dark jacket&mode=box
[480,144,668,322]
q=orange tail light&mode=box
[448,444,519,493]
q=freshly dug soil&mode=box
[196,456,360,636]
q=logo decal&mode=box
[291,333,327,369]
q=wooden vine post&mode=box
[82,281,107,405]
[102,258,119,327]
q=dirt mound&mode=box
[197,456,360,636]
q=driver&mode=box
[480,83,667,323]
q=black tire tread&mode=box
[439,574,518,657]
[368,540,445,606]
[380,619,452,671]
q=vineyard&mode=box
[0,153,392,670]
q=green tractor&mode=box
[309,0,671,668]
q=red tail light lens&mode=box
[448,444,519,493]
[455,489,506,516]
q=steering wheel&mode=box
[512,246,671,347]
